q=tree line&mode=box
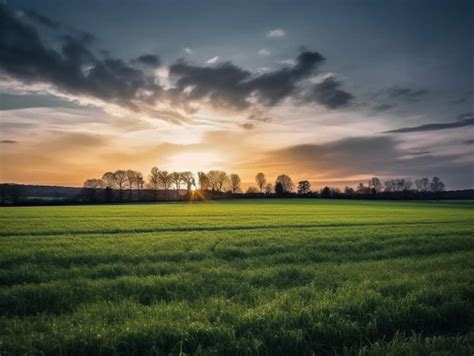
[82,167,447,201]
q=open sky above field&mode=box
[0,0,473,188]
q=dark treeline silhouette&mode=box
[1,169,473,205]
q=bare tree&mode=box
[126,170,137,199]
[264,183,273,194]
[255,172,267,193]
[384,180,395,192]
[356,182,368,194]
[246,186,259,194]
[430,176,445,193]
[275,174,294,193]
[344,186,355,194]
[403,179,413,191]
[208,170,228,192]
[102,171,116,188]
[114,170,127,199]
[369,177,383,193]
[170,172,182,191]
[415,177,430,192]
[136,172,144,199]
[148,166,160,199]
[157,170,172,199]
[83,178,105,189]
[297,180,311,195]
[229,174,242,193]
[197,172,209,190]
[181,172,195,193]
[83,178,105,201]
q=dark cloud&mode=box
[0,3,161,114]
[239,123,255,130]
[1,122,37,130]
[407,150,431,156]
[385,116,474,133]
[264,136,473,188]
[0,93,82,110]
[170,61,251,109]
[385,86,428,102]
[457,112,473,120]
[0,140,17,144]
[169,50,332,110]
[463,139,474,145]
[372,103,394,112]
[134,54,160,67]
[0,3,352,122]
[21,8,60,29]
[248,114,272,122]
[305,77,353,109]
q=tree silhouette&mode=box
[170,172,182,191]
[369,177,383,193]
[430,176,445,193]
[264,183,273,194]
[126,170,137,199]
[197,172,209,190]
[148,166,161,199]
[275,174,294,194]
[114,170,127,199]
[181,172,195,193]
[415,177,430,192]
[297,180,311,195]
[102,172,116,188]
[157,170,172,199]
[83,178,105,201]
[320,186,331,198]
[246,186,259,194]
[208,170,228,192]
[229,174,242,193]
[255,172,267,193]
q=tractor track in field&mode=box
[1,219,473,238]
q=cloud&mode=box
[20,8,60,29]
[0,4,163,115]
[206,56,220,64]
[372,103,394,112]
[303,76,354,109]
[463,139,474,145]
[134,54,160,67]
[169,50,327,110]
[183,47,193,54]
[266,29,286,38]
[385,116,474,133]
[260,136,473,187]
[258,49,271,56]
[385,86,428,102]
[248,114,271,122]
[239,123,255,130]
[0,140,17,144]
[0,3,352,124]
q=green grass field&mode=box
[0,199,473,355]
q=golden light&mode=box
[165,151,224,172]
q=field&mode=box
[0,199,473,355]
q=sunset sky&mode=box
[1,0,473,189]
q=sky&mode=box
[0,0,473,189]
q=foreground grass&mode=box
[0,199,473,354]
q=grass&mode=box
[0,199,473,355]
